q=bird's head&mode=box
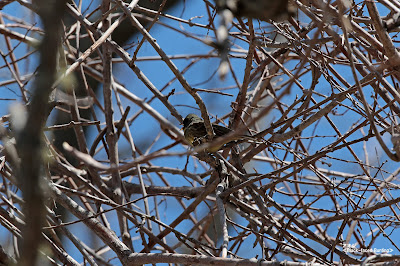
[183,113,202,128]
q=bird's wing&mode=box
[189,121,208,138]
[212,124,232,137]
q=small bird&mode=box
[182,113,259,152]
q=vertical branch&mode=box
[101,0,118,205]
[215,0,234,79]
[101,0,133,251]
[15,0,67,265]
[215,162,229,258]
[231,19,255,128]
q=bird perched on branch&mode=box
[182,113,261,152]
